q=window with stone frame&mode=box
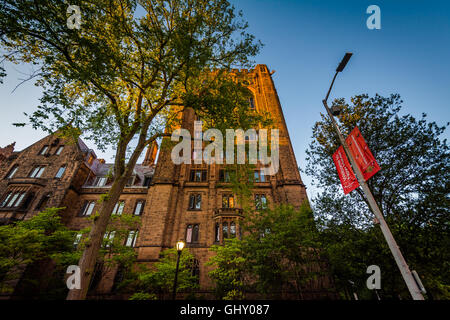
[222,194,235,208]
[112,201,125,215]
[79,200,96,216]
[215,219,240,243]
[125,230,139,247]
[188,194,202,210]
[55,165,66,179]
[103,231,116,248]
[0,191,31,209]
[255,194,268,210]
[29,166,46,178]
[5,165,18,179]
[93,176,108,187]
[55,145,64,155]
[133,200,145,216]
[189,169,207,182]
[38,145,49,155]
[186,224,199,243]
[219,169,230,182]
[253,169,266,182]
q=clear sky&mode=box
[0,0,449,199]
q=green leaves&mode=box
[306,93,450,299]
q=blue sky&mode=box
[1,0,449,199]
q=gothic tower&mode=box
[137,64,309,291]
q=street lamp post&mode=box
[322,53,425,300]
[172,240,185,300]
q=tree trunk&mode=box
[66,175,128,300]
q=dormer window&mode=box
[29,166,45,178]
[39,146,49,155]
[94,176,107,187]
[5,165,18,179]
[55,146,64,155]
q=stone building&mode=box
[0,64,335,299]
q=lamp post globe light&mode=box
[321,53,425,300]
[172,240,185,300]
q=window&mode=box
[230,222,236,238]
[103,231,116,248]
[5,166,18,179]
[29,166,46,178]
[186,224,199,243]
[191,259,200,281]
[222,194,235,208]
[190,170,207,182]
[55,165,66,179]
[254,170,266,182]
[112,201,125,215]
[143,176,152,187]
[0,192,12,207]
[188,194,202,210]
[73,233,82,249]
[0,192,29,208]
[80,201,96,216]
[55,146,64,155]
[125,230,139,247]
[215,222,220,242]
[38,145,49,155]
[249,97,256,110]
[94,176,107,187]
[255,194,267,210]
[36,193,51,211]
[219,170,230,182]
[222,222,228,239]
[134,200,145,216]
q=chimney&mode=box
[142,140,158,166]
[0,142,15,162]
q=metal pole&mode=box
[172,250,181,300]
[322,98,424,300]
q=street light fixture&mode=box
[172,240,185,300]
[321,53,425,300]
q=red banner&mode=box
[345,127,380,181]
[333,146,359,194]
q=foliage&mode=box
[208,202,328,299]
[0,208,77,294]
[208,238,247,300]
[129,248,199,300]
[306,94,450,299]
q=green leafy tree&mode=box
[129,248,199,300]
[208,238,247,300]
[306,94,450,299]
[0,0,263,299]
[208,202,330,299]
[0,208,77,295]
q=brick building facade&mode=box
[0,65,335,299]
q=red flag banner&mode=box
[333,146,359,194]
[345,127,381,181]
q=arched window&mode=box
[222,222,228,239]
[215,222,220,242]
[230,222,236,238]
[186,224,199,243]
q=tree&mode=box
[0,207,76,296]
[128,248,199,300]
[0,0,263,299]
[208,202,331,299]
[208,238,247,300]
[306,94,450,299]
